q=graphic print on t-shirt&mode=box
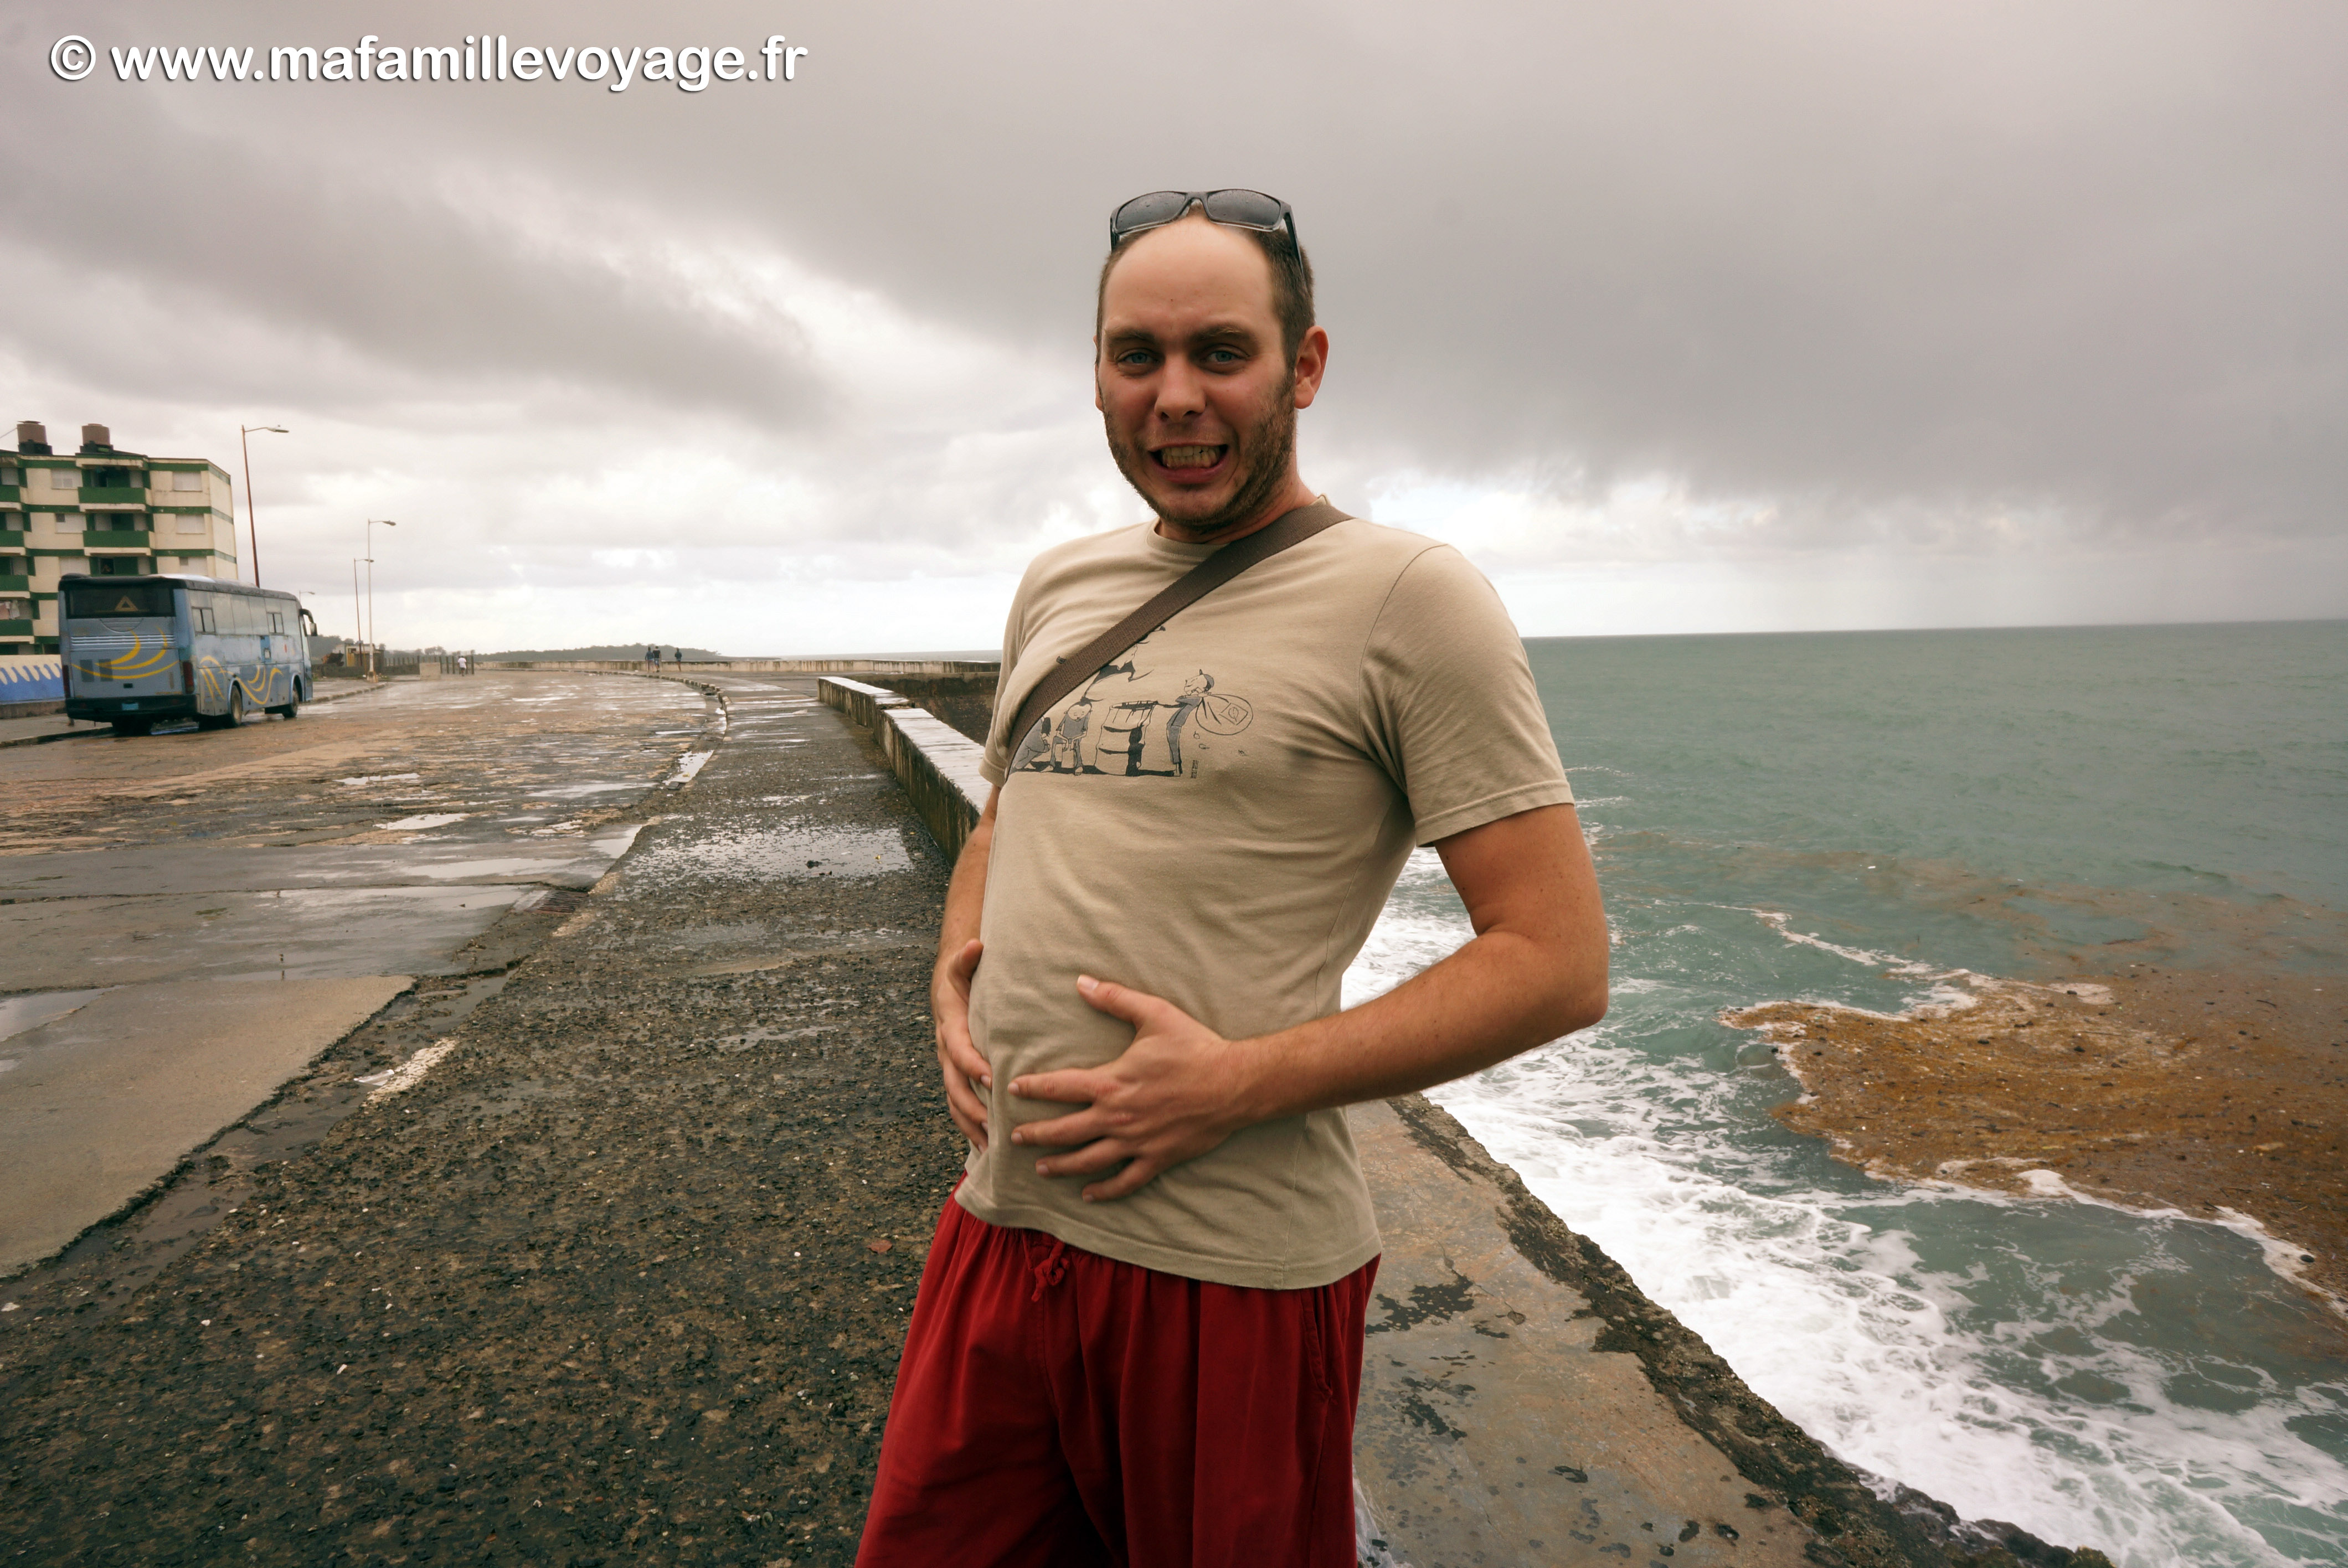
[1010,626,1253,780]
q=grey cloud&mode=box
[7,0,2345,574]
[3,63,827,429]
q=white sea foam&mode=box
[1346,853,2348,1568]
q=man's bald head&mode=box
[1096,210,1316,362]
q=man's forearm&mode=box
[1230,921,1604,1124]
[1228,801,1605,1120]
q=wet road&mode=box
[0,672,718,1273]
[0,673,965,1566]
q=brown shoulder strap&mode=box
[1005,500,1349,752]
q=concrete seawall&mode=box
[819,673,2111,1568]
[817,677,990,861]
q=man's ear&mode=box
[1290,325,1331,410]
[1093,335,1104,411]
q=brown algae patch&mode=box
[1727,969,2348,1316]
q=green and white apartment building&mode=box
[1,421,241,652]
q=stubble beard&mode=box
[1105,372,1299,540]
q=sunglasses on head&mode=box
[1110,189,1299,250]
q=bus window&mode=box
[65,580,174,618]
[269,611,286,634]
[192,602,215,633]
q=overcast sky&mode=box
[6,0,2342,653]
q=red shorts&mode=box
[856,1194,1377,1568]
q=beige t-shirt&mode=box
[964,513,1574,1289]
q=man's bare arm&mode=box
[931,784,999,1151]
[1008,802,1606,1201]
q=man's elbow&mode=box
[1561,979,1608,1036]
[1536,941,1608,1040]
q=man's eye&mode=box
[1118,350,1157,368]
[1203,348,1243,365]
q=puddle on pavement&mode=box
[7,887,530,989]
[339,773,421,787]
[590,825,644,857]
[0,989,111,1053]
[378,812,471,832]
[526,781,643,800]
[630,824,912,883]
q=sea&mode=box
[1341,620,2348,1567]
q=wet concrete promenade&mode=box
[0,670,969,1564]
[0,673,709,1278]
[0,671,2081,1567]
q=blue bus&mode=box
[59,573,316,735]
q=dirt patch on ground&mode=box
[1729,967,2348,1319]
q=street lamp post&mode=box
[238,425,288,586]
[351,559,365,678]
[364,519,396,679]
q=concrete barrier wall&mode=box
[486,658,998,678]
[818,677,990,862]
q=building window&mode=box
[0,598,28,620]
[48,469,79,490]
[174,514,207,534]
[172,471,204,492]
[53,512,84,533]
[0,465,20,486]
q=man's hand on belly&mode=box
[933,937,991,1151]
[1007,974,1250,1203]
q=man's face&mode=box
[1095,218,1321,537]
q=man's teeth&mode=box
[1156,445,1224,470]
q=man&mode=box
[858,191,1609,1566]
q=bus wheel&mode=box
[270,696,300,719]
[199,687,246,730]
[111,719,152,736]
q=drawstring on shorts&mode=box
[1031,1236,1070,1301]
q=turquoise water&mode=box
[1345,621,2348,1567]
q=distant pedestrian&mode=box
[861,190,1609,1566]
[646,644,660,672]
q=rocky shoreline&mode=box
[1732,965,2347,1322]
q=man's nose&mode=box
[1154,357,1207,420]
